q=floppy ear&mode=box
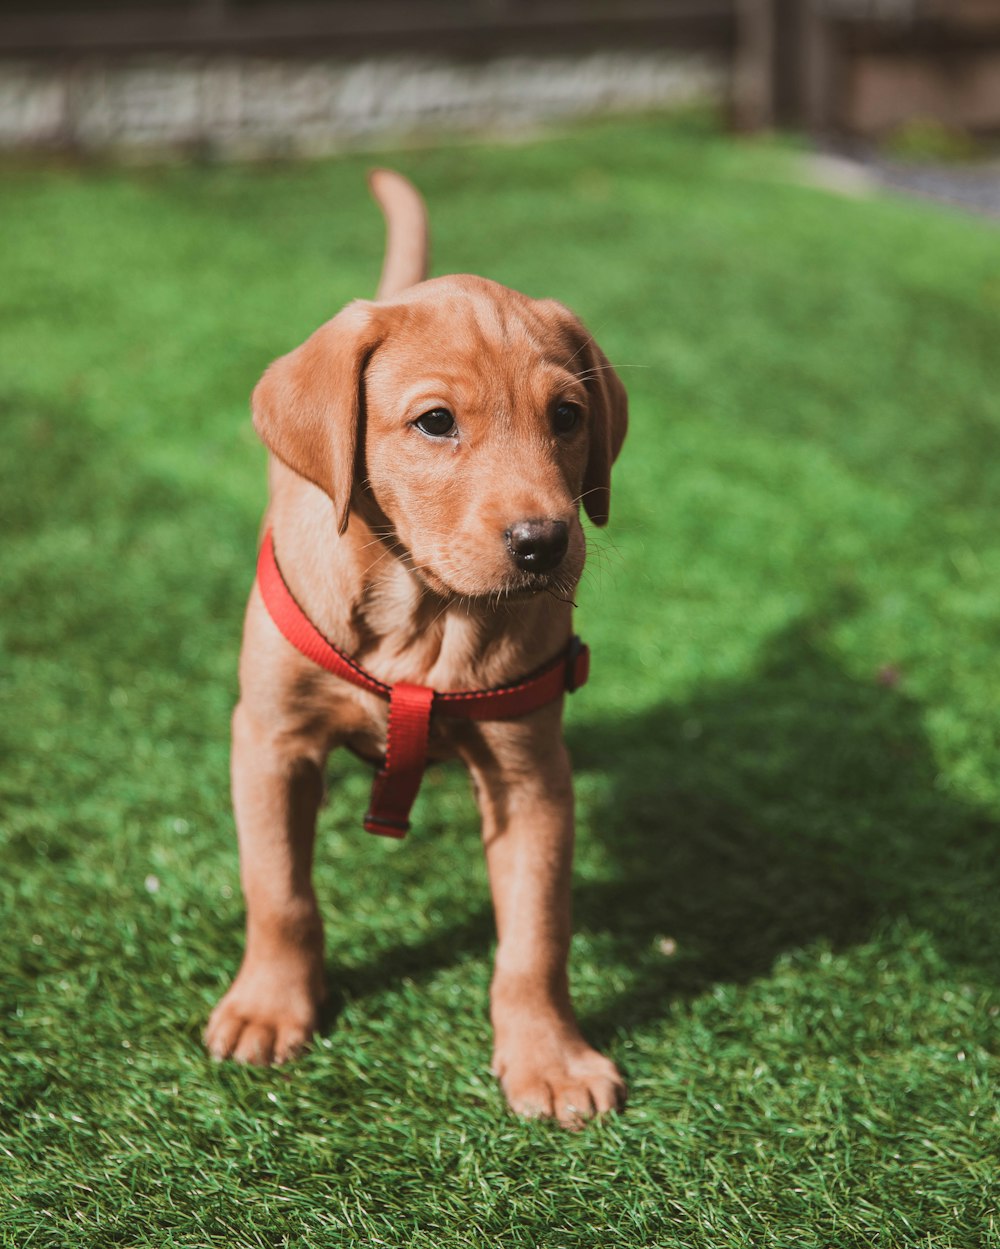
[578,333,628,527]
[545,304,628,527]
[251,300,382,535]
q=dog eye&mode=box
[414,408,456,438]
[553,402,581,435]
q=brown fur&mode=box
[204,170,628,1126]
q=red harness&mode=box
[256,529,589,838]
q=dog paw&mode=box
[493,1037,626,1128]
[204,969,322,1067]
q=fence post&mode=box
[733,0,776,129]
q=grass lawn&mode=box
[2,114,999,1247]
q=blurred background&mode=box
[2,0,1000,168]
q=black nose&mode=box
[504,519,569,574]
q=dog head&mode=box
[252,275,627,601]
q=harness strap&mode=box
[365,682,435,838]
[257,529,390,700]
[256,529,588,838]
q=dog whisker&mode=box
[576,362,649,375]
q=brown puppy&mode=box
[205,170,628,1126]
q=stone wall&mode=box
[0,51,725,158]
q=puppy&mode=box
[205,170,628,1126]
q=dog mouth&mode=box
[505,569,578,602]
[416,561,577,605]
[382,529,580,605]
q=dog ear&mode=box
[578,334,628,527]
[251,300,383,535]
[544,304,628,527]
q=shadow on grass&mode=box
[569,614,999,1044]
[321,612,999,1039]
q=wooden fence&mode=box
[734,0,1000,134]
[0,1,735,59]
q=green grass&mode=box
[2,114,999,1247]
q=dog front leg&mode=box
[469,725,626,1126]
[204,700,326,1065]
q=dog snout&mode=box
[504,519,569,574]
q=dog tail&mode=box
[369,169,429,299]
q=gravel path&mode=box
[864,157,1000,219]
[807,144,1000,221]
